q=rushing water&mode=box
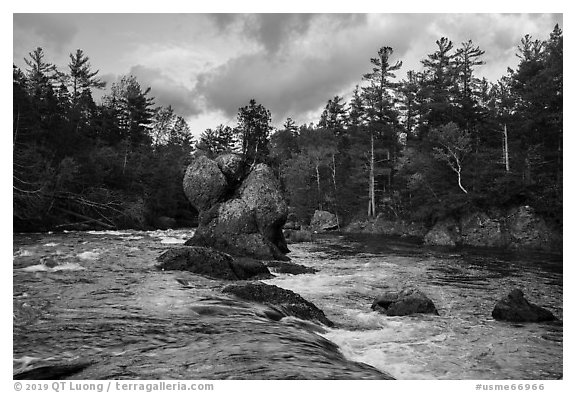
[13,230,562,380]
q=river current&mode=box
[13,229,562,380]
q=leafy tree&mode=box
[429,122,472,194]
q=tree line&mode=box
[13,24,562,232]
[13,48,195,231]
[198,25,562,229]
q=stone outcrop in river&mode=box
[223,282,334,326]
[183,153,289,261]
[371,288,439,316]
[157,246,272,280]
[492,288,557,322]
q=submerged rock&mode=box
[156,246,272,280]
[222,282,334,326]
[14,362,92,380]
[371,288,439,316]
[265,260,318,275]
[492,288,557,322]
[310,210,339,231]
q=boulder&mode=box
[460,212,506,248]
[182,155,229,212]
[310,210,339,231]
[372,215,427,238]
[344,218,372,233]
[265,260,318,275]
[215,153,246,184]
[186,231,289,261]
[156,246,272,280]
[505,206,554,250]
[222,282,334,326]
[371,288,439,316]
[233,258,275,280]
[239,164,288,241]
[492,288,557,322]
[283,229,313,243]
[424,218,461,247]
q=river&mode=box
[13,229,562,380]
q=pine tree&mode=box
[236,99,272,166]
[68,49,106,106]
[419,37,457,135]
[361,46,403,217]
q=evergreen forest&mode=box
[13,25,563,232]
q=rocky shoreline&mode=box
[342,206,561,252]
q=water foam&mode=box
[77,251,100,260]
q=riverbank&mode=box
[342,206,562,252]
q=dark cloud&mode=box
[14,14,78,53]
[195,16,414,123]
[128,65,202,118]
[209,14,368,54]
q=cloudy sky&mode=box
[13,13,562,136]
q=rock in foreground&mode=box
[223,282,334,326]
[492,288,557,322]
[156,246,272,280]
[371,288,439,316]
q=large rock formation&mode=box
[183,154,289,261]
[222,281,334,326]
[492,288,557,322]
[371,288,439,316]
